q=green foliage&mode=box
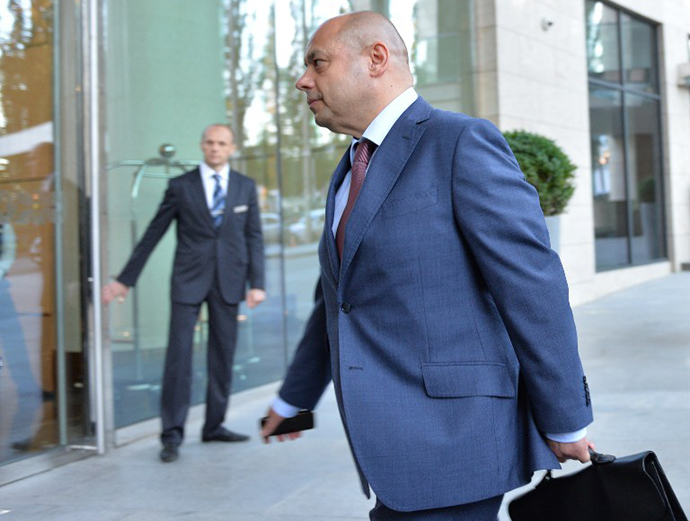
[503,130,577,216]
[638,175,656,203]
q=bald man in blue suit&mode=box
[262,12,593,521]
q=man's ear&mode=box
[369,42,389,77]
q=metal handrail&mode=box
[105,144,198,199]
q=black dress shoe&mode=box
[11,439,33,452]
[160,444,179,462]
[201,427,250,443]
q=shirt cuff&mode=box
[272,396,300,418]
[545,427,588,443]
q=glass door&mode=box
[0,0,90,468]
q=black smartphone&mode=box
[261,410,314,436]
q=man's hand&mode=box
[260,407,302,444]
[547,437,595,463]
[246,288,266,309]
[101,281,130,304]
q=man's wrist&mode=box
[545,427,588,443]
[272,396,299,418]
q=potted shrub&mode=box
[503,130,577,253]
[638,175,660,258]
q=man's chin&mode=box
[313,112,326,126]
[313,113,337,132]
[206,160,226,169]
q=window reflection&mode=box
[586,1,621,83]
[0,0,63,464]
[621,14,657,93]
[590,88,629,269]
[626,94,664,263]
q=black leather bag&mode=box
[508,450,688,521]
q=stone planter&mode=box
[544,215,561,255]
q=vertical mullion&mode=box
[617,10,634,265]
[653,24,667,260]
[270,0,289,368]
[84,0,106,455]
[53,0,68,447]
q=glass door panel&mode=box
[589,86,629,270]
[103,0,287,427]
[586,1,621,83]
[625,94,665,263]
[0,0,87,465]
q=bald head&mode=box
[200,124,236,170]
[201,123,233,142]
[332,11,410,70]
[295,11,414,137]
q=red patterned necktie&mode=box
[336,138,377,260]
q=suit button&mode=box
[341,302,351,313]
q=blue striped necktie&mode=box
[211,173,225,228]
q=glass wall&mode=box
[586,1,665,271]
[101,0,475,429]
[0,0,88,467]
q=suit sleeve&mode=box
[451,118,592,434]
[117,182,178,287]
[278,278,332,410]
[245,179,265,290]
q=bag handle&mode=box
[589,449,616,465]
[544,448,615,481]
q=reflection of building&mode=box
[2,0,690,481]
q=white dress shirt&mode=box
[200,162,230,209]
[274,88,587,443]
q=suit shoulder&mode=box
[169,167,201,185]
[231,170,257,187]
[428,109,500,137]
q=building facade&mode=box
[1,0,689,482]
[475,0,690,303]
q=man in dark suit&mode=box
[103,124,265,463]
[261,12,593,520]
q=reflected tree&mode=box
[223,0,257,154]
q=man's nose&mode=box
[295,71,313,91]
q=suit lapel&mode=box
[339,98,431,281]
[190,168,216,230]
[324,148,352,284]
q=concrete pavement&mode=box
[1,272,689,520]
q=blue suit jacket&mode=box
[279,98,592,511]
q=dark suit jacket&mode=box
[118,167,264,304]
[278,97,593,512]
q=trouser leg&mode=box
[201,285,238,438]
[160,301,200,446]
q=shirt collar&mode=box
[350,87,418,158]
[200,162,230,180]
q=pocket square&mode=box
[233,205,248,213]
